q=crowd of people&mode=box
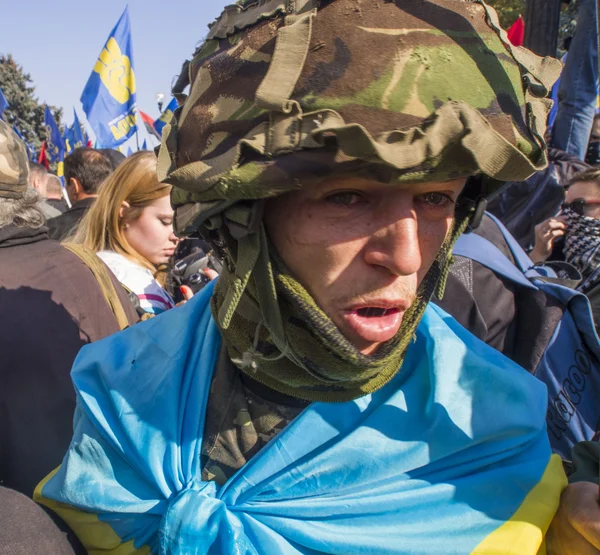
[1,0,600,553]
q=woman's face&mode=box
[565,181,600,219]
[123,195,179,266]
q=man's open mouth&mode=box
[343,306,405,344]
[355,307,401,318]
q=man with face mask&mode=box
[531,168,600,326]
[34,1,567,553]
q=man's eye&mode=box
[325,192,365,206]
[417,192,454,208]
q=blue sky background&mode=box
[2,1,231,149]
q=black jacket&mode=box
[0,224,137,496]
[46,198,69,214]
[434,214,566,374]
[47,197,96,242]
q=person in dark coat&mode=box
[47,148,113,242]
[45,173,69,214]
[0,122,138,497]
[0,487,84,554]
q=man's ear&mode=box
[70,178,84,197]
[118,201,131,220]
[31,178,41,192]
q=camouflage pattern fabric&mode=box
[0,120,29,199]
[201,346,306,485]
[158,0,561,234]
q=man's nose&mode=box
[363,208,422,277]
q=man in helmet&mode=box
[36,2,566,553]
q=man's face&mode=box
[264,176,466,355]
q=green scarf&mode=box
[211,214,470,403]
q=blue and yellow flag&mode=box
[65,109,86,154]
[35,282,566,554]
[153,97,177,136]
[45,106,65,182]
[81,7,137,148]
[63,126,75,155]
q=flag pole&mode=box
[135,128,140,151]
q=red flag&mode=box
[38,141,50,169]
[507,16,525,47]
[87,139,93,147]
[139,111,161,140]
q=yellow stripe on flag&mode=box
[470,454,567,555]
[34,467,151,555]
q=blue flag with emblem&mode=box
[44,106,65,163]
[64,126,75,155]
[0,88,8,119]
[69,109,86,152]
[80,7,137,148]
[153,97,177,136]
[45,106,66,182]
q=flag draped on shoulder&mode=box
[153,97,177,137]
[35,283,566,555]
[81,7,137,148]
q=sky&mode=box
[2,0,231,149]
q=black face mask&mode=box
[562,207,600,293]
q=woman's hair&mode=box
[0,188,45,229]
[71,151,172,275]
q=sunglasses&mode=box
[562,198,600,216]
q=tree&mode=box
[487,0,579,58]
[558,0,580,56]
[0,54,62,155]
[486,0,525,30]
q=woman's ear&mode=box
[118,200,131,220]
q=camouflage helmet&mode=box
[159,0,560,234]
[0,119,29,200]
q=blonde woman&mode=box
[72,151,179,315]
